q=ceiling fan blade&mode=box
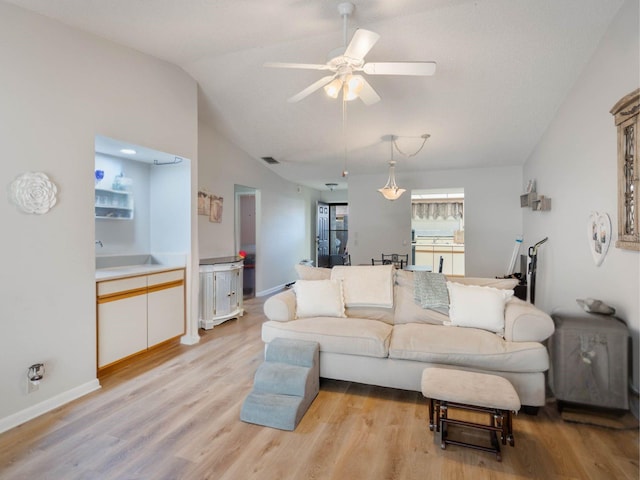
[357,77,380,106]
[344,29,380,61]
[287,75,336,103]
[363,62,437,76]
[264,62,332,71]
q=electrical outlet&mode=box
[26,363,44,394]
[27,380,39,394]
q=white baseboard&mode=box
[0,379,101,434]
[180,333,201,345]
[257,283,288,297]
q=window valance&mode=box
[412,201,463,220]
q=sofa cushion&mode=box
[294,279,345,319]
[344,305,395,325]
[331,265,394,308]
[394,270,448,325]
[389,323,549,373]
[262,318,392,358]
[446,282,514,334]
[295,264,332,280]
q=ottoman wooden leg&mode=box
[506,411,515,447]
[428,398,435,431]
[439,402,448,449]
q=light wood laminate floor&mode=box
[1,295,638,479]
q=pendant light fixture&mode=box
[378,135,406,201]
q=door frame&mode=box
[234,185,258,297]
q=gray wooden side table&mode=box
[548,310,629,410]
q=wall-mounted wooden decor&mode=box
[611,88,640,251]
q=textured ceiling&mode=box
[6,0,625,190]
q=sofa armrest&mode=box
[263,289,297,322]
[504,298,555,342]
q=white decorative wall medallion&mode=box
[10,172,58,214]
[588,212,612,266]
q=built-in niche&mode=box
[94,135,191,258]
[411,188,465,276]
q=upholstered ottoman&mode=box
[421,367,521,461]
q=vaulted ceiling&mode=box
[7,0,624,190]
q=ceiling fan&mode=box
[265,2,436,105]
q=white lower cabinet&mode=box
[413,245,465,277]
[97,268,185,370]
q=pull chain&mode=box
[342,96,349,177]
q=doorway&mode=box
[235,185,257,298]
[316,202,349,268]
[411,188,465,276]
[316,202,329,267]
[329,203,349,266]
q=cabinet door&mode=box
[214,270,232,316]
[451,247,465,276]
[147,270,185,347]
[228,269,242,310]
[98,294,147,368]
[414,246,434,269]
[433,247,453,275]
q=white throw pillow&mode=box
[294,279,346,319]
[445,281,514,334]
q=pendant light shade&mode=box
[323,78,342,99]
[378,136,405,200]
[378,161,406,200]
[323,74,364,102]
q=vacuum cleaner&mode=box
[527,237,548,304]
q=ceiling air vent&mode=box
[261,156,279,165]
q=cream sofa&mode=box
[262,265,555,408]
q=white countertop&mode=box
[96,264,184,282]
[413,242,465,247]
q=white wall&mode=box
[150,160,192,255]
[348,166,523,276]
[95,154,151,256]
[523,0,640,393]
[320,190,348,203]
[0,3,198,430]
[198,120,320,294]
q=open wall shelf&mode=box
[95,188,134,220]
